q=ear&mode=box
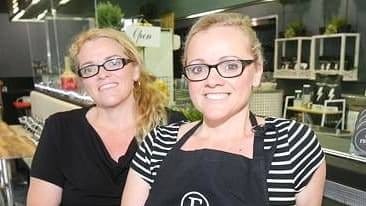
[132,63,141,82]
[252,62,263,87]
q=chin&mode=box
[202,111,229,121]
[97,98,123,108]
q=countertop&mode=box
[316,130,366,176]
[0,122,35,159]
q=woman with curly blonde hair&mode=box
[27,28,185,206]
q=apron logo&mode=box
[180,191,209,206]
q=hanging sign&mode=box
[125,25,161,47]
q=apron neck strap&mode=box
[175,120,202,148]
[249,111,258,127]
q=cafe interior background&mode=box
[0,0,366,205]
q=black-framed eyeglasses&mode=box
[77,58,133,78]
[182,59,254,82]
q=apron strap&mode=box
[175,120,203,148]
[250,111,265,160]
[262,124,279,174]
[249,111,258,127]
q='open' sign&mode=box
[125,25,161,47]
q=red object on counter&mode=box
[61,76,77,90]
[13,101,31,109]
[60,56,78,91]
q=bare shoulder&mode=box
[256,116,266,125]
[177,121,200,140]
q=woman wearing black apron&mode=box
[122,12,326,206]
[143,112,275,205]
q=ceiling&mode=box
[0,0,95,20]
[0,1,9,13]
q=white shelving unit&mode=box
[274,37,314,79]
[274,33,360,81]
[311,33,360,81]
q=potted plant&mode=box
[96,1,124,29]
[322,16,351,34]
[284,21,306,38]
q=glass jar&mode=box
[302,84,312,108]
[294,90,302,107]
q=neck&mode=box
[92,101,137,131]
[199,108,254,140]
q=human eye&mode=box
[187,64,206,75]
[225,60,241,70]
[79,65,97,77]
[105,58,123,70]
[220,60,242,73]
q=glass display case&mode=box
[31,18,94,86]
[24,0,95,103]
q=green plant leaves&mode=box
[96,1,124,29]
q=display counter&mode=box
[34,83,93,107]
[317,132,366,175]
[0,121,36,206]
[315,130,366,205]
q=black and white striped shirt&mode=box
[131,117,325,205]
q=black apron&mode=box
[145,112,276,206]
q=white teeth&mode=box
[99,83,118,90]
[205,93,229,100]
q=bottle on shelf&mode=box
[294,90,303,107]
[302,84,313,108]
[60,56,78,91]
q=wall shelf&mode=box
[311,33,360,81]
[274,36,313,79]
[274,33,360,81]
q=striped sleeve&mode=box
[130,122,182,186]
[131,129,156,185]
[288,121,325,192]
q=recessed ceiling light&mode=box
[31,0,41,5]
[186,9,225,19]
[59,0,71,5]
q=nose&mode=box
[96,65,110,79]
[205,67,224,86]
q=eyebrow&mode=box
[79,55,122,67]
[187,55,243,65]
[104,55,122,60]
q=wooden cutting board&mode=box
[0,121,36,159]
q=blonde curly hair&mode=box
[69,27,168,141]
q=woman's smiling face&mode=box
[77,37,139,108]
[185,25,262,122]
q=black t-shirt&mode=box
[30,107,186,206]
